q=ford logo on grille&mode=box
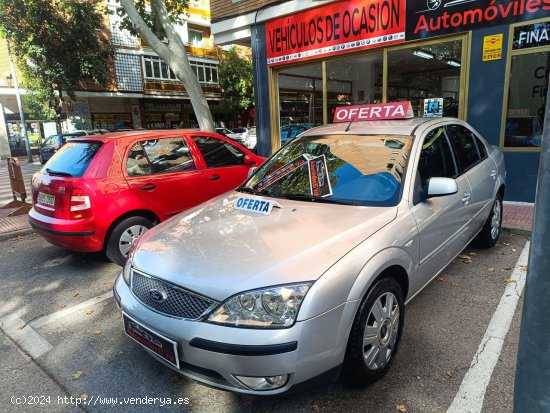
[148,288,167,304]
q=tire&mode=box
[105,216,153,266]
[343,277,405,386]
[39,153,45,164]
[473,194,503,248]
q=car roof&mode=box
[299,117,457,137]
[68,129,204,143]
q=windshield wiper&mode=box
[276,193,359,206]
[45,168,73,177]
[236,186,261,195]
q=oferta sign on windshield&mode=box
[266,0,406,66]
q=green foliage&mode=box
[0,0,114,120]
[218,47,254,112]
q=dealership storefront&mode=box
[238,0,550,202]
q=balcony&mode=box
[139,38,218,60]
[143,79,222,98]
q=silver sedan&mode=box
[114,116,505,394]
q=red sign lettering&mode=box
[266,0,406,66]
[333,102,414,123]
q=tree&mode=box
[0,0,114,132]
[116,0,215,132]
[218,46,254,114]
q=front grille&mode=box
[131,269,217,319]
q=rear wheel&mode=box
[343,277,405,385]
[105,216,153,266]
[38,153,45,164]
[473,194,503,248]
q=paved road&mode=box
[0,160,41,207]
[0,231,529,413]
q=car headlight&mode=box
[207,283,312,328]
[122,259,132,285]
[121,243,137,285]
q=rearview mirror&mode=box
[425,177,458,198]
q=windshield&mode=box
[42,141,103,177]
[242,134,412,206]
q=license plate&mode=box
[37,192,55,207]
[123,313,180,369]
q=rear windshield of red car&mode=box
[43,141,103,177]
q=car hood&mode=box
[132,192,397,302]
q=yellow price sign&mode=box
[483,34,503,62]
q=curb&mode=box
[502,226,532,237]
[0,228,34,242]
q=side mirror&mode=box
[425,177,458,198]
[244,154,256,166]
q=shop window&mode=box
[387,40,462,118]
[277,63,322,146]
[504,51,548,148]
[326,52,383,123]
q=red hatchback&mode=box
[29,130,265,265]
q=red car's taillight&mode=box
[69,187,92,219]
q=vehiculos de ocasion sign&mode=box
[407,0,550,40]
[266,0,406,66]
[333,102,414,122]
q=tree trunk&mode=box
[119,0,215,132]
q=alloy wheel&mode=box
[362,292,400,371]
[119,224,148,257]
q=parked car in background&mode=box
[215,127,233,137]
[29,130,265,266]
[38,131,87,164]
[226,127,249,145]
[244,127,257,151]
[114,105,505,395]
[38,129,110,164]
[280,123,314,146]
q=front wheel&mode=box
[473,194,503,248]
[343,277,405,386]
[105,216,153,266]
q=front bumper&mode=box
[114,274,355,395]
[29,208,103,252]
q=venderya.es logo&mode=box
[407,0,550,39]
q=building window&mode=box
[503,20,550,149]
[143,56,178,81]
[190,61,219,84]
[188,30,204,47]
[143,55,218,84]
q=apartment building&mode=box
[0,0,226,158]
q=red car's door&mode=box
[123,136,209,219]
[188,134,260,198]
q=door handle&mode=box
[140,184,157,191]
[208,175,220,181]
[490,170,497,179]
[461,192,471,203]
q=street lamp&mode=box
[6,41,33,163]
